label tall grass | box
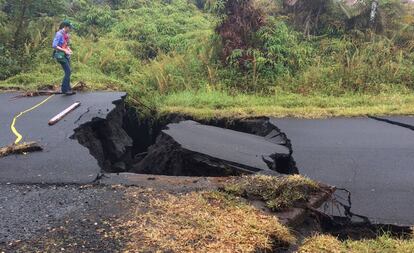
[282,34,414,95]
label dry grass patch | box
[117,188,295,252]
[299,233,414,253]
[299,235,344,253]
[223,175,322,211]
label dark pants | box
[58,57,71,93]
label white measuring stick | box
[48,102,81,126]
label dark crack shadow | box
[369,115,414,131]
[72,103,299,176]
[74,106,91,124]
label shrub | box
[113,1,212,59]
[0,46,21,80]
[76,4,116,37]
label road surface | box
[272,117,414,225]
[0,92,126,184]
[1,91,413,226]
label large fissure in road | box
[71,97,412,239]
[72,99,298,177]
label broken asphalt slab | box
[132,120,295,176]
[0,92,126,184]
[271,117,414,225]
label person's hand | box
[65,48,73,55]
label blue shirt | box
[52,29,65,49]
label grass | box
[223,175,322,211]
[116,188,295,252]
[2,81,414,119]
[157,90,414,119]
[299,234,414,253]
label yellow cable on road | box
[10,95,55,144]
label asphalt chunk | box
[132,120,296,176]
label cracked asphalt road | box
[1,91,414,247]
[272,117,414,225]
[0,92,126,184]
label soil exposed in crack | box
[72,101,133,172]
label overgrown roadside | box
[2,0,414,120]
[1,175,412,253]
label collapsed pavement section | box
[74,111,299,177]
[131,120,297,176]
[0,92,299,184]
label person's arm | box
[66,46,73,54]
[66,36,73,54]
[56,45,72,55]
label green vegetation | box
[0,0,214,94]
[1,0,414,118]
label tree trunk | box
[370,0,379,24]
[13,0,30,49]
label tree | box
[282,0,404,36]
[215,0,265,64]
[2,0,65,48]
[0,0,65,79]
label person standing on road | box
[52,20,75,95]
